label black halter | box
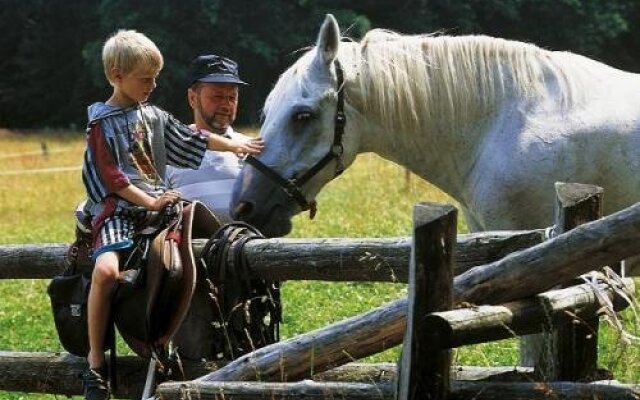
[244,59,346,218]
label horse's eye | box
[293,111,313,122]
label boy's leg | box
[84,250,120,400]
[88,250,120,368]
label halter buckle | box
[335,112,346,126]
[331,144,344,157]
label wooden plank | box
[0,352,162,399]
[0,352,538,398]
[157,380,394,400]
[0,230,545,281]
[451,381,640,400]
[423,278,634,349]
[155,380,640,400]
[398,203,456,400]
[452,201,640,305]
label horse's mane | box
[268,29,595,135]
[349,29,590,134]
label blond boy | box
[81,30,262,400]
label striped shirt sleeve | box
[82,122,130,203]
[163,112,208,169]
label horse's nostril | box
[233,201,254,219]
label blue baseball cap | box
[189,54,247,86]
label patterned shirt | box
[82,102,208,223]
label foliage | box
[0,0,638,129]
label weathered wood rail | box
[0,230,545,281]
[0,353,541,398]
[155,380,640,400]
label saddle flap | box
[115,201,221,358]
[156,201,221,344]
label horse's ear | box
[316,14,340,65]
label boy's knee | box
[92,253,120,285]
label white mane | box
[354,30,592,134]
[270,30,597,135]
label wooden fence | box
[0,182,639,399]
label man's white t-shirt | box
[166,127,245,220]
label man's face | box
[189,83,239,133]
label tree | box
[0,0,637,129]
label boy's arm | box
[161,109,262,169]
[116,185,180,212]
[83,122,130,202]
[206,133,264,155]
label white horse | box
[231,15,640,256]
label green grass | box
[0,130,638,399]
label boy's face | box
[188,83,239,133]
[111,65,159,106]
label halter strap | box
[244,58,346,215]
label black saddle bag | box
[47,217,113,357]
[47,269,92,356]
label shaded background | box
[2,0,640,130]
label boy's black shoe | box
[82,366,110,400]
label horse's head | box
[231,15,362,237]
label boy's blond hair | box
[102,30,164,85]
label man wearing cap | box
[166,54,253,221]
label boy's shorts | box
[91,205,163,261]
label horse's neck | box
[361,118,492,202]
[341,39,517,201]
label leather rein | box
[244,59,346,219]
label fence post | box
[397,203,457,400]
[521,182,603,380]
[554,182,603,381]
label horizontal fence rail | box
[423,278,635,349]
[0,354,538,399]
[0,229,545,281]
[155,380,640,400]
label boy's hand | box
[149,190,181,211]
[232,137,264,156]
[205,133,264,155]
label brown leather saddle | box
[112,200,221,358]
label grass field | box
[0,130,638,399]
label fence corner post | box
[520,182,603,380]
[397,202,457,400]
